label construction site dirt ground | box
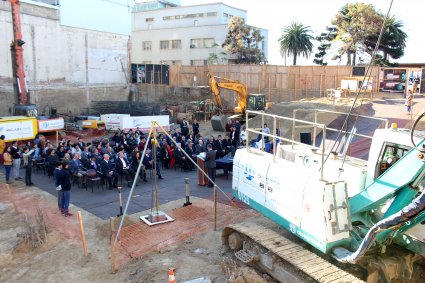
[1,95,425,283]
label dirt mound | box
[97,216,136,239]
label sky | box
[181,0,425,65]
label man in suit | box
[173,143,189,172]
[195,138,205,155]
[205,144,216,187]
[214,135,225,159]
[142,148,163,179]
[230,126,240,156]
[76,138,86,151]
[180,117,189,137]
[70,153,85,175]
[115,150,135,187]
[100,154,118,189]
[185,141,196,171]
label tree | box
[222,16,266,64]
[332,3,383,65]
[364,15,407,64]
[278,22,314,66]
[313,26,337,65]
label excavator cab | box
[247,94,266,111]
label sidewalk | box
[371,94,425,128]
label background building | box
[131,1,268,66]
[0,0,132,115]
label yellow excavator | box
[208,73,270,131]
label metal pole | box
[115,123,155,245]
[273,116,277,160]
[261,114,265,151]
[214,185,217,231]
[321,125,326,180]
[117,186,123,217]
[184,178,192,206]
[245,110,249,150]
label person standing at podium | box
[205,144,216,187]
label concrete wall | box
[0,1,130,116]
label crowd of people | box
[0,117,243,216]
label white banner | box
[38,118,64,132]
[101,114,130,130]
[121,115,170,132]
[0,120,36,141]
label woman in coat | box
[3,146,13,184]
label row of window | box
[142,38,216,50]
[146,12,236,23]
[163,12,217,21]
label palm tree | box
[278,22,314,65]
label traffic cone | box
[168,268,176,283]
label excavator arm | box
[209,74,248,114]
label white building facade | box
[131,2,268,66]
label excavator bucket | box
[211,115,227,131]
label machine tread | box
[223,222,364,283]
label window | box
[142,41,152,51]
[190,39,201,48]
[163,12,216,21]
[204,38,215,48]
[190,38,215,48]
[375,142,411,179]
[172,40,181,49]
[145,17,154,22]
[160,40,170,49]
[160,40,181,49]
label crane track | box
[222,222,364,283]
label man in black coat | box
[142,148,163,179]
[180,117,189,137]
[58,162,73,216]
[185,141,196,171]
[213,135,225,159]
[100,154,118,189]
[115,151,135,187]
[205,144,216,187]
[173,143,189,172]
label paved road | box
[9,165,234,220]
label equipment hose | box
[335,189,425,263]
